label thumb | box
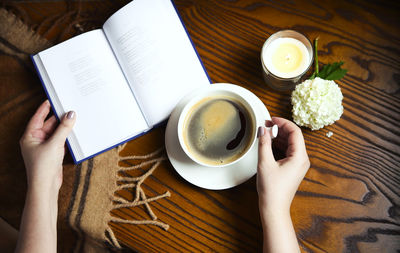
[50,111,76,144]
[257,125,276,170]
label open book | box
[32,0,210,163]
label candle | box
[261,30,313,90]
[262,37,310,78]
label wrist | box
[259,199,291,224]
[259,207,292,232]
[258,193,291,213]
[27,182,60,203]
[260,204,291,218]
[26,165,63,193]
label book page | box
[103,0,210,126]
[37,30,148,160]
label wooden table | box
[5,0,400,252]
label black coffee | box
[183,96,254,166]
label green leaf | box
[309,37,348,81]
[325,68,348,80]
[318,61,348,80]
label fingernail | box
[257,126,265,138]
[66,111,75,119]
[265,120,274,127]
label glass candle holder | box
[261,30,313,91]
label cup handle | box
[265,124,278,139]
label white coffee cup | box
[177,83,277,168]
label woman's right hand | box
[257,117,310,215]
[256,117,310,253]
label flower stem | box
[314,37,319,76]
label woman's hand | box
[16,100,76,253]
[257,117,310,253]
[257,117,310,212]
[19,100,76,192]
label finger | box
[286,129,306,158]
[49,111,76,144]
[43,115,58,135]
[25,100,51,132]
[272,117,306,158]
[257,125,276,169]
[271,117,293,138]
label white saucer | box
[165,84,272,190]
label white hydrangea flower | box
[291,77,343,130]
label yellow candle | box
[262,37,310,78]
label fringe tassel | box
[106,147,171,248]
[113,191,170,209]
[110,217,169,231]
[140,188,157,220]
[118,156,166,171]
[106,226,121,248]
[119,147,164,160]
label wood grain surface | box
[3,0,400,252]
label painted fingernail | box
[66,111,75,119]
[257,126,265,138]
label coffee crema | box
[182,96,254,166]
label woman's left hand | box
[19,100,76,192]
